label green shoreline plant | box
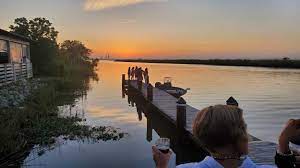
[0,79,126,167]
[0,17,125,167]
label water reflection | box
[22,61,300,167]
[114,61,300,142]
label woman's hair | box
[192,105,247,152]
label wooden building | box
[0,29,33,86]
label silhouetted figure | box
[128,67,131,79]
[134,66,138,79]
[144,68,149,84]
[131,67,135,80]
[137,67,143,91]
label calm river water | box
[23,61,300,168]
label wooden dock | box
[122,74,277,165]
[130,80,198,132]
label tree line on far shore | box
[9,17,98,76]
[116,58,300,69]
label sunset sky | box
[0,0,299,59]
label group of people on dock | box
[128,66,149,84]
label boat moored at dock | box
[155,77,189,98]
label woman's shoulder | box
[176,156,223,168]
[176,162,205,168]
[241,156,277,168]
[176,156,277,168]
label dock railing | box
[0,62,33,86]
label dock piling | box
[226,96,239,106]
[122,74,126,92]
[122,74,125,85]
[146,109,153,142]
[176,97,187,141]
[147,84,153,101]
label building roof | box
[0,28,31,42]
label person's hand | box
[152,146,172,168]
[278,119,300,154]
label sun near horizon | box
[0,0,299,59]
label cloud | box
[84,0,167,11]
[119,19,137,24]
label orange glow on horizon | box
[86,36,299,58]
[1,0,299,59]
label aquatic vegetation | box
[0,17,123,167]
[0,77,126,167]
[0,79,43,108]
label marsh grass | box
[0,67,125,167]
[0,18,122,167]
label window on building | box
[10,42,22,63]
[22,44,30,62]
[0,40,9,63]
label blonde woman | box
[152,105,300,168]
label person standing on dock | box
[134,66,138,80]
[137,67,143,91]
[128,67,131,80]
[131,67,135,80]
[144,68,149,84]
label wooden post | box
[12,63,16,81]
[147,83,153,102]
[25,62,28,78]
[20,63,23,79]
[146,112,153,142]
[144,103,153,142]
[122,74,125,84]
[226,96,239,106]
[4,64,7,83]
[122,88,125,99]
[176,97,187,141]
[30,63,32,78]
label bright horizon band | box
[0,0,299,59]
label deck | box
[0,62,33,86]
[126,79,277,165]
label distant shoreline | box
[115,59,300,69]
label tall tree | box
[9,17,31,38]
[60,40,91,63]
[10,17,59,76]
[10,17,58,42]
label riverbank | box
[0,73,125,167]
[115,59,300,69]
[0,17,126,167]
